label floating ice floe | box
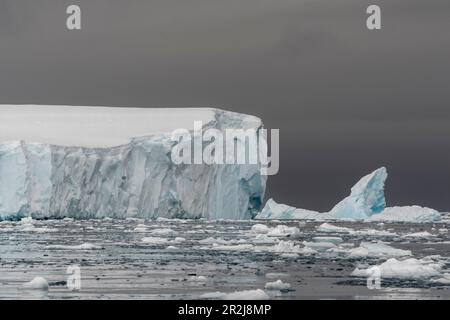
[266,225,300,237]
[13,217,58,233]
[367,206,441,223]
[264,279,291,291]
[249,223,300,237]
[312,236,343,245]
[133,224,148,232]
[141,237,171,245]
[23,277,49,290]
[255,199,324,220]
[352,256,443,279]
[316,223,353,233]
[149,228,178,236]
[200,289,269,300]
[257,167,442,223]
[271,240,304,254]
[348,242,411,258]
[45,243,101,250]
[402,231,436,239]
[189,276,207,282]
[349,229,398,237]
[0,106,266,220]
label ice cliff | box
[257,167,441,222]
[0,105,266,220]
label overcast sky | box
[1,0,450,212]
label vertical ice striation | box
[0,106,267,220]
[0,142,28,219]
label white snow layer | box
[257,167,442,222]
[352,257,443,279]
[0,105,266,220]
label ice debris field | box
[1,105,449,299]
[1,216,450,299]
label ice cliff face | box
[0,106,266,220]
[257,167,441,222]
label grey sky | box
[1,0,450,211]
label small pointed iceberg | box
[328,167,387,219]
[257,167,442,222]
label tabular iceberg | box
[256,167,442,222]
[0,105,267,220]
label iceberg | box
[257,167,442,222]
[0,105,266,220]
[328,167,387,219]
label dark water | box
[0,217,449,300]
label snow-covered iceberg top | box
[0,105,266,220]
[256,167,442,222]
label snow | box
[258,168,442,223]
[14,217,58,233]
[133,226,148,232]
[264,279,291,290]
[198,237,247,245]
[0,105,266,220]
[352,257,442,279]
[23,277,49,290]
[200,289,269,300]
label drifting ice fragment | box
[0,105,266,220]
[367,206,441,223]
[255,198,324,220]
